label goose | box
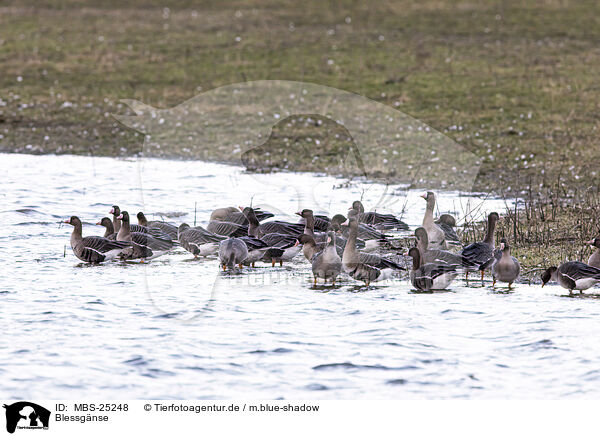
[342,215,402,285]
[311,231,342,285]
[330,213,390,250]
[420,192,447,249]
[414,227,472,267]
[110,205,170,239]
[97,217,116,239]
[541,262,600,294]
[460,212,500,280]
[137,212,178,241]
[238,236,284,267]
[64,216,131,263]
[116,211,174,260]
[351,200,409,230]
[491,238,520,287]
[296,209,361,250]
[260,233,301,266]
[435,214,460,243]
[586,237,600,268]
[206,220,248,237]
[218,237,248,271]
[210,206,274,224]
[177,223,224,257]
[240,206,304,238]
[407,247,458,291]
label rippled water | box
[2,153,600,400]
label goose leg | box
[272,259,276,267]
[252,262,255,268]
[313,276,317,286]
[493,277,496,287]
[480,270,485,281]
[222,265,226,271]
[238,263,243,269]
[279,260,283,266]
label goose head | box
[97,217,112,227]
[351,200,364,213]
[63,216,81,226]
[117,211,130,223]
[541,266,557,287]
[110,205,120,216]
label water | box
[2,153,600,400]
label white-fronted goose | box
[542,262,600,294]
[298,234,343,261]
[116,211,173,260]
[414,227,472,267]
[586,237,600,268]
[211,206,274,224]
[407,247,458,291]
[97,217,116,239]
[351,200,409,230]
[297,213,331,232]
[330,213,390,248]
[238,236,284,267]
[110,205,170,239]
[491,238,520,287]
[311,231,342,285]
[64,216,131,263]
[435,214,460,243]
[177,223,224,257]
[460,212,500,279]
[421,192,447,249]
[296,209,361,250]
[260,233,301,266]
[342,215,401,285]
[240,207,304,238]
[137,212,178,241]
[218,237,248,271]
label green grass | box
[2,0,600,268]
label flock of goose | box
[63,192,600,293]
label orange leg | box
[271,259,276,267]
[480,270,484,280]
[222,265,227,271]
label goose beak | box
[110,208,114,214]
[95,221,101,225]
[295,211,302,216]
[117,214,123,220]
[341,219,349,226]
[348,206,353,211]
[586,239,595,245]
[63,219,70,224]
[238,206,244,211]
[420,193,427,199]
[294,240,300,247]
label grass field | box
[2,0,600,269]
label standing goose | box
[586,237,600,268]
[311,231,342,285]
[97,217,116,239]
[260,233,301,266]
[137,212,178,241]
[414,227,472,267]
[330,213,390,250]
[64,216,131,263]
[460,212,500,280]
[491,238,520,287]
[110,205,170,239]
[435,214,460,243]
[296,209,360,250]
[298,234,343,261]
[177,223,224,258]
[420,192,447,249]
[541,262,600,294]
[407,247,458,291]
[218,237,248,271]
[342,215,399,285]
[351,200,409,230]
[117,211,174,260]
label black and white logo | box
[3,402,50,434]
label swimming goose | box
[64,216,131,263]
[137,212,178,241]
[541,262,600,294]
[97,217,116,239]
[110,205,122,234]
[177,223,224,257]
[311,231,342,285]
[218,237,248,271]
[351,200,409,230]
[420,192,447,249]
[260,233,301,266]
[435,214,460,243]
[414,227,471,266]
[116,211,174,260]
[407,247,458,291]
[586,237,600,268]
[240,207,304,238]
[342,215,400,285]
[460,212,500,279]
[491,238,520,287]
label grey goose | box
[137,212,178,241]
[351,200,409,230]
[542,262,600,294]
[64,216,131,263]
[460,212,500,279]
[407,247,458,291]
[420,192,447,250]
[310,231,342,285]
[491,238,520,287]
[218,237,248,271]
[116,211,174,260]
[586,237,600,268]
[177,223,224,258]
